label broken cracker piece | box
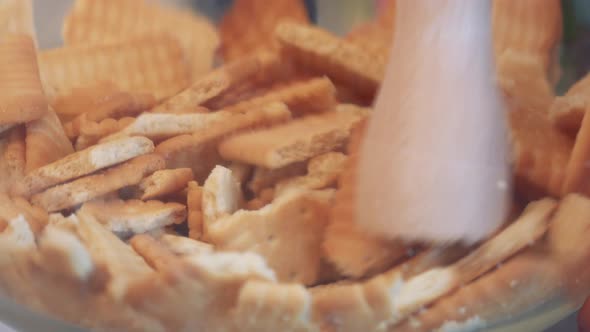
[186,181,204,240]
[275,152,347,195]
[13,136,154,198]
[248,162,307,195]
[219,109,365,169]
[159,233,213,256]
[81,199,186,238]
[75,117,136,150]
[101,111,234,142]
[31,153,165,212]
[155,101,292,182]
[276,22,383,98]
[221,77,338,117]
[0,34,47,125]
[130,234,178,270]
[151,51,282,114]
[0,126,25,193]
[202,165,242,234]
[136,168,194,201]
[25,108,74,173]
[208,190,333,285]
[38,35,190,101]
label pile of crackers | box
[0,0,589,331]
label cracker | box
[227,162,252,187]
[221,77,338,117]
[562,107,590,195]
[219,0,309,62]
[0,126,25,192]
[129,234,178,271]
[0,34,47,125]
[158,233,213,256]
[155,101,292,182]
[136,168,194,200]
[52,81,155,122]
[323,122,407,278]
[493,0,562,73]
[186,181,204,240]
[496,50,555,114]
[202,166,243,235]
[233,281,313,332]
[207,190,333,285]
[345,21,392,81]
[101,111,234,142]
[388,198,556,323]
[0,0,36,44]
[63,0,219,79]
[0,193,45,236]
[12,136,154,198]
[25,108,74,173]
[275,152,347,195]
[510,104,573,198]
[246,188,275,210]
[276,22,383,98]
[75,210,154,299]
[248,162,307,195]
[38,35,190,101]
[75,117,136,150]
[549,72,590,134]
[218,109,366,169]
[81,199,186,238]
[31,153,165,212]
[151,51,282,114]
[394,251,562,332]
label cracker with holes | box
[208,190,333,285]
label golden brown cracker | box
[276,22,383,98]
[0,126,25,192]
[137,168,194,200]
[220,77,338,117]
[25,108,75,173]
[246,188,275,210]
[493,0,562,73]
[158,233,213,256]
[0,34,47,125]
[38,35,190,101]
[219,0,309,62]
[248,162,307,195]
[81,199,186,238]
[12,136,154,198]
[155,102,292,182]
[31,153,165,212]
[186,181,204,240]
[202,166,243,235]
[101,111,234,142]
[207,190,333,285]
[0,0,36,44]
[129,234,178,271]
[345,21,392,81]
[275,152,347,195]
[562,107,590,195]
[510,105,573,198]
[152,51,283,114]
[63,0,219,79]
[549,95,585,135]
[75,117,136,150]
[218,109,366,169]
[233,281,313,332]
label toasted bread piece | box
[218,110,366,169]
[151,52,282,114]
[13,136,154,198]
[135,168,194,201]
[38,35,190,101]
[63,0,219,79]
[276,22,383,98]
[31,154,165,212]
[208,190,333,285]
[219,0,309,62]
[25,108,74,173]
[0,34,47,125]
[81,199,186,238]
[155,102,291,182]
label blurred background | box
[0,0,583,331]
